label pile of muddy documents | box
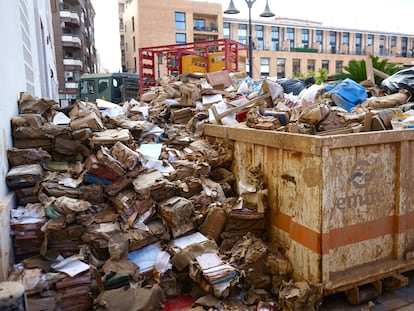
[7,67,413,310]
[5,89,321,311]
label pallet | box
[323,258,413,306]
[345,273,409,305]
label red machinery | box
[138,39,247,94]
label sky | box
[90,0,122,72]
[91,0,413,72]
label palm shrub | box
[336,55,402,85]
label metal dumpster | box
[204,124,414,299]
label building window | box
[132,16,135,32]
[59,3,70,11]
[260,57,270,77]
[277,58,285,78]
[238,24,247,44]
[322,60,329,71]
[256,25,264,50]
[64,71,74,82]
[64,50,80,59]
[316,30,323,52]
[402,37,408,57]
[367,34,373,46]
[176,33,186,44]
[292,59,301,76]
[175,12,186,31]
[391,36,397,47]
[307,59,315,73]
[134,57,137,73]
[287,28,294,48]
[271,26,279,51]
[342,32,349,45]
[133,36,136,52]
[194,18,205,30]
[62,27,72,34]
[330,31,336,53]
[379,34,385,56]
[224,22,230,39]
[301,29,309,48]
[355,33,362,55]
[335,60,343,73]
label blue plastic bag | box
[324,78,367,112]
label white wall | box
[0,0,58,279]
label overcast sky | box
[91,0,413,72]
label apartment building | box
[51,0,97,106]
[0,0,59,279]
[118,0,128,72]
[224,16,414,78]
[121,0,414,80]
[121,0,222,74]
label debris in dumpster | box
[6,66,414,310]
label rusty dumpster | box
[204,124,414,302]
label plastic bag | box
[324,78,367,112]
[276,78,307,95]
[381,66,414,95]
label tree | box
[336,55,402,85]
[292,68,328,85]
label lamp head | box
[260,0,275,18]
[224,0,240,14]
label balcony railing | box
[59,11,80,25]
[290,47,319,53]
[63,58,83,68]
[61,35,81,47]
[193,25,218,33]
[65,82,78,89]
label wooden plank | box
[365,56,389,84]
[364,111,373,131]
[211,93,270,124]
[365,56,375,85]
[382,273,409,291]
[373,68,390,80]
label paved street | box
[319,270,414,310]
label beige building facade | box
[121,0,414,79]
[225,17,414,78]
[122,0,222,74]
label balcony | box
[63,58,83,70]
[60,10,80,25]
[65,82,78,89]
[193,25,218,33]
[61,35,81,48]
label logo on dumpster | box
[348,160,375,189]
[335,159,383,210]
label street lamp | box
[224,0,274,78]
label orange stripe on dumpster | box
[271,211,414,255]
[271,212,321,253]
[327,216,394,251]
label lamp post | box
[224,0,274,78]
